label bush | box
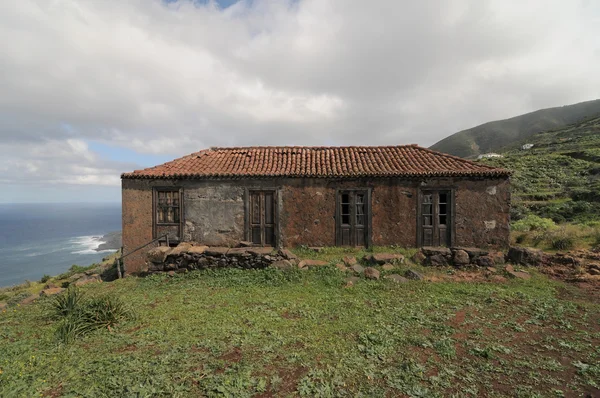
[39,274,51,284]
[512,215,557,232]
[51,286,133,343]
[548,227,576,251]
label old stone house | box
[121,145,510,274]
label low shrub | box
[548,227,576,251]
[39,274,51,284]
[50,286,133,343]
[512,215,557,232]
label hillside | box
[479,115,600,223]
[1,251,599,397]
[431,99,600,158]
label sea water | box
[0,203,121,287]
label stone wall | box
[145,243,298,273]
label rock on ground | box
[298,259,328,269]
[351,264,365,274]
[452,250,470,266]
[342,256,357,266]
[271,260,294,270]
[405,269,424,280]
[364,267,381,280]
[384,274,409,283]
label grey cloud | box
[0,0,599,197]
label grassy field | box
[1,250,599,397]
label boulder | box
[405,269,424,280]
[486,267,497,273]
[74,274,102,286]
[68,273,85,282]
[205,247,230,256]
[247,247,274,256]
[370,253,405,265]
[427,254,448,267]
[227,247,250,256]
[297,259,328,269]
[364,267,381,280]
[342,256,357,266]
[588,268,600,276]
[187,245,208,255]
[238,241,253,247]
[411,250,427,264]
[475,255,495,268]
[491,275,507,283]
[382,263,395,271]
[279,249,298,261]
[452,249,470,266]
[344,276,360,287]
[169,243,192,257]
[384,274,409,283]
[506,246,545,266]
[167,271,176,277]
[20,294,39,305]
[40,287,65,296]
[421,247,452,257]
[507,270,531,280]
[271,260,294,270]
[351,264,365,274]
[488,251,506,265]
[335,263,348,272]
[454,247,489,259]
[147,246,172,263]
[44,282,60,289]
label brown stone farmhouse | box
[121,145,510,274]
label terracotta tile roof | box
[121,145,510,179]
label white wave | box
[70,235,113,255]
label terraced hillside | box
[479,115,600,223]
[431,99,600,158]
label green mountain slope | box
[479,115,600,223]
[430,99,600,158]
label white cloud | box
[0,0,599,198]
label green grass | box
[1,264,598,397]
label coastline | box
[96,231,122,252]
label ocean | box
[0,203,121,287]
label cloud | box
[0,0,599,199]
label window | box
[156,190,180,224]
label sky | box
[1,0,599,203]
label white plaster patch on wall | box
[486,186,497,195]
[484,220,496,229]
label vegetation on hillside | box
[431,99,600,158]
[479,115,600,231]
[1,260,599,397]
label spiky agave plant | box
[51,286,133,343]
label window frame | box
[152,187,184,241]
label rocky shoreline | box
[96,231,122,251]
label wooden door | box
[420,191,451,247]
[337,190,368,247]
[249,191,275,246]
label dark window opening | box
[157,190,180,224]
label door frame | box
[244,188,280,247]
[335,188,372,248]
[416,187,456,247]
